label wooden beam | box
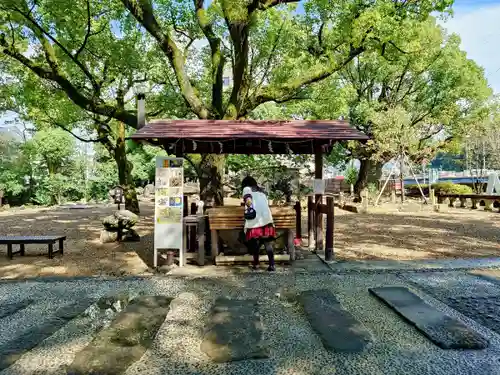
[294,201,302,239]
[314,150,324,251]
[325,197,334,261]
[307,196,314,250]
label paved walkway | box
[1,259,500,375]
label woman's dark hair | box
[241,176,258,190]
[242,176,266,194]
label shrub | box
[406,183,429,195]
[431,181,473,195]
[405,182,473,195]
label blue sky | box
[440,0,500,92]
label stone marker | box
[298,289,373,353]
[0,299,33,319]
[201,297,268,362]
[67,295,172,375]
[369,286,488,349]
[0,299,95,371]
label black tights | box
[247,238,275,267]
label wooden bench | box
[207,206,296,264]
[0,236,66,259]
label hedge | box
[405,181,473,195]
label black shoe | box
[267,265,275,272]
[251,265,259,271]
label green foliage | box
[406,182,473,195]
[431,182,473,195]
[430,152,465,171]
[344,166,358,186]
[0,131,28,198]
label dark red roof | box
[130,119,368,141]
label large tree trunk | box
[354,159,383,201]
[198,154,226,207]
[115,123,140,214]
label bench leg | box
[20,244,25,256]
[48,243,53,259]
[59,239,64,256]
[7,244,13,260]
[211,229,218,265]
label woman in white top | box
[241,176,276,271]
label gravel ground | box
[0,200,499,279]
[1,271,500,375]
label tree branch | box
[250,45,364,109]
[46,119,108,143]
[252,0,300,11]
[10,4,100,92]
[121,0,209,119]
[0,34,137,127]
[74,0,92,59]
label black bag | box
[244,207,256,220]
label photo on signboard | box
[169,196,182,207]
[169,169,183,187]
[162,159,170,168]
[157,197,169,206]
[155,169,170,187]
[169,159,183,168]
[156,206,182,224]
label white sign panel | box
[313,179,325,195]
[154,156,184,268]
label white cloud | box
[440,3,500,93]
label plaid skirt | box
[245,223,276,241]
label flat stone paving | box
[0,270,500,375]
[67,295,172,375]
[0,299,94,371]
[0,299,32,319]
[369,286,488,349]
[298,289,373,352]
[201,297,268,362]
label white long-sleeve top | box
[242,186,274,231]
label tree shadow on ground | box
[328,209,500,261]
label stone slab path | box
[0,270,499,375]
[299,289,373,352]
[369,286,488,349]
[201,297,268,362]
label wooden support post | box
[325,197,334,261]
[183,195,188,217]
[288,228,296,261]
[294,201,302,239]
[211,229,219,264]
[361,189,369,212]
[189,202,197,251]
[314,150,324,252]
[307,196,314,250]
[197,216,206,266]
[430,189,435,205]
